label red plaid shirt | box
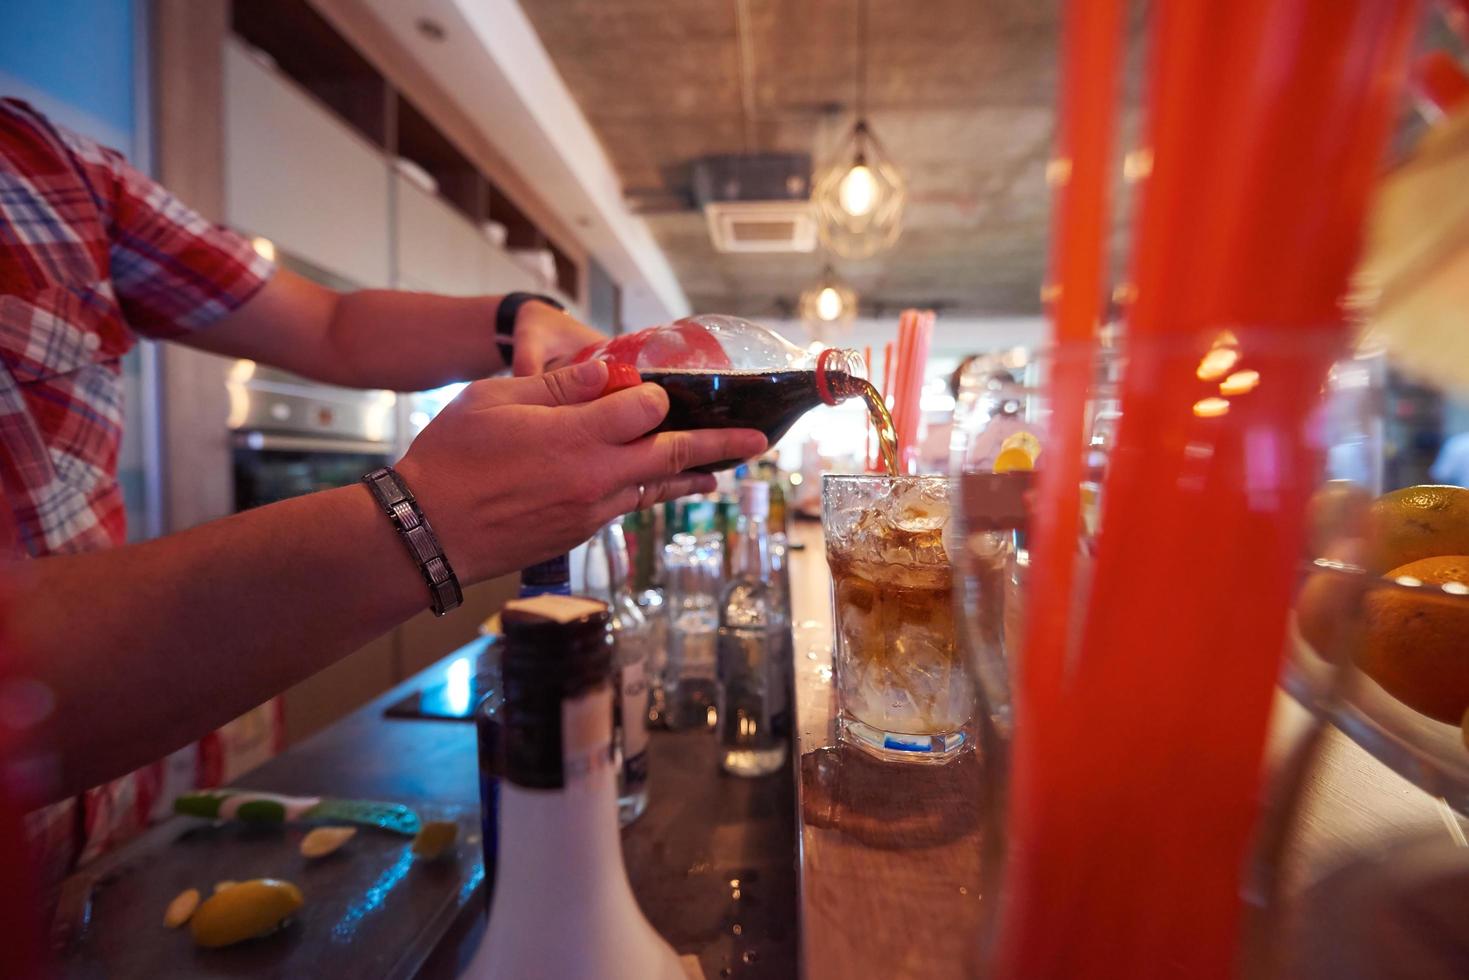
[0,98,272,555]
[0,99,275,888]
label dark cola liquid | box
[641,369,898,474]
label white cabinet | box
[222,38,586,315]
[223,39,391,288]
[394,175,502,296]
[395,175,588,319]
[478,235,542,297]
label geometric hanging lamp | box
[812,0,906,259]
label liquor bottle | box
[584,523,652,826]
[715,485,740,581]
[716,481,790,777]
[662,532,721,730]
[623,508,670,724]
[464,595,683,980]
[756,460,794,623]
[519,552,571,597]
[752,457,788,533]
[661,498,682,547]
[477,549,575,899]
[570,314,891,472]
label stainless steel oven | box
[228,361,398,511]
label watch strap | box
[496,292,566,368]
[362,467,462,616]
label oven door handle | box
[233,432,395,456]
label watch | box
[496,291,566,367]
[361,467,462,616]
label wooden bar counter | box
[785,519,1455,980]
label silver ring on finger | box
[635,482,649,510]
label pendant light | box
[813,0,906,260]
[798,264,858,340]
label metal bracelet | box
[361,467,462,617]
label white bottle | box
[463,594,683,980]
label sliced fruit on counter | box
[163,888,200,929]
[190,878,304,949]
[1365,485,1469,573]
[993,446,1036,474]
[300,826,356,859]
[174,790,420,835]
[999,430,1042,462]
[411,820,458,860]
[1356,555,1469,724]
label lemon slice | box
[994,447,1036,473]
[190,879,303,948]
[1000,430,1042,461]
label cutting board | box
[58,802,482,979]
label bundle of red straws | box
[868,309,935,474]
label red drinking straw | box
[881,341,893,406]
[997,2,1421,978]
[904,312,934,473]
[891,311,914,465]
[994,0,1122,966]
[896,310,926,471]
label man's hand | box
[511,300,607,376]
[395,360,766,583]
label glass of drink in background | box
[949,352,1055,758]
[822,474,973,762]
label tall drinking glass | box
[822,474,972,763]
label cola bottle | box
[573,315,893,472]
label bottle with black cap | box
[465,595,682,980]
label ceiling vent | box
[693,154,817,254]
[703,201,818,254]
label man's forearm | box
[322,288,506,390]
[5,485,427,803]
[183,270,508,391]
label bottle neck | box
[627,512,658,593]
[601,522,632,595]
[737,514,770,580]
[813,347,867,405]
[498,601,612,788]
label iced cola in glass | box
[822,474,973,763]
